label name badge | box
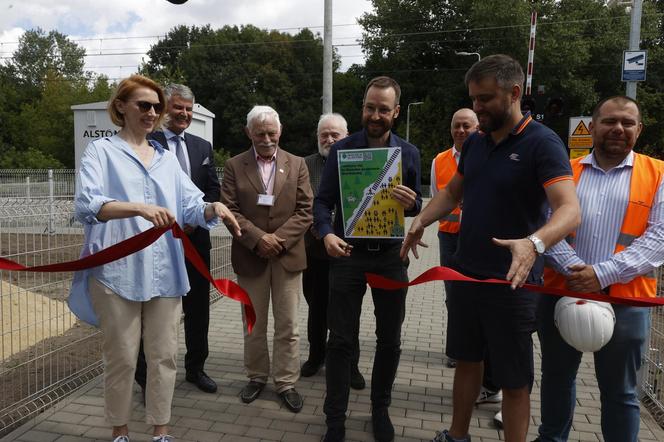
[257,194,275,206]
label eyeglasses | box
[363,104,394,116]
[131,100,164,114]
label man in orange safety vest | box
[537,96,664,442]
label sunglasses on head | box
[132,100,164,114]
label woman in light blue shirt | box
[70,74,239,442]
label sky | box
[0,0,373,80]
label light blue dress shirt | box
[545,151,664,289]
[68,134,218,326]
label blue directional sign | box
[622,50,647,82]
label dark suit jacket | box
[148,130,221,251]
[220,148,313,277]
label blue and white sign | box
[622,50,647,82]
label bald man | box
[430,109,477,368]
[430,108,478,294]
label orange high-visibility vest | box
[543,152,664,298]
[433,149,461,233]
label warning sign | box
[572,121,590,136]
[570,148,590,159]
[568,116,593,153]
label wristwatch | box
[527,235,545,255]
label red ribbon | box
[0,223,256,333]
[366,266,664,307]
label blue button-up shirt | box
[68,135,218,326]
[546,151,664,288]
[313,129,422,243]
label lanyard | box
[257,158,276,193]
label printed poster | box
[337,147,405,239]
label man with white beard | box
[300,114,365,390]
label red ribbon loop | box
[366,266,664,307]
[0,223,255,333]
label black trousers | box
[323,244,407,428]
[302,256,360,367]
[135,246,211,388]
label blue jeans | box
[537,295,650,442]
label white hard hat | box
[554,297,616,353]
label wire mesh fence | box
[642,268,664,425]
[0,170,76,200]
[0,169,232,437]
[0,169,663,437]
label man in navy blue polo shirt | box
[401,55,580,442]
[314,76,422,442]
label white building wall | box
[71,101,215,170]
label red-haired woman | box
[69,75,239,442]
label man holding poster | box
[313,76,422,442]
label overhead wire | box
[1,11,659,70]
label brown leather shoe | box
[240,380,265,403]
[279,388,303,413]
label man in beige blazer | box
[221,105,313,413]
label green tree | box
[11,71,113,167]
[358,0,532,180]
[2,29,113,167]
[357,0,664,177]
[634,0,664,158]
[142,25,330,157]
[213,147,231,168]
[0,146,65,169]
[332,68,366,134]
[9,28,87,103]
[0,66,21,147]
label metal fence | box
[0,169,232,437]
[642,268,664,424]
[0,169,663,437]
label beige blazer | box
[221,148,313,277]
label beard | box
[318,141,331,158]
[594,138,632,159]
[478,110,509,133]
[477,99,512,133]
[362,117,393,139]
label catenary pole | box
[322,0,333,113]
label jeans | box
[324,243,408,428]
[537,295,650,442]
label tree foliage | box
[356,0,664,181]
[0,146,65,169]
[2,2,663,171]
[9,28,87,102]
[1,30,112,168]
[141,25,332,157]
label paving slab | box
[5,220,664,442]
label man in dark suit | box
[135,84,221,394]
[221,105,313,413]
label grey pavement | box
[5,222,664,442]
